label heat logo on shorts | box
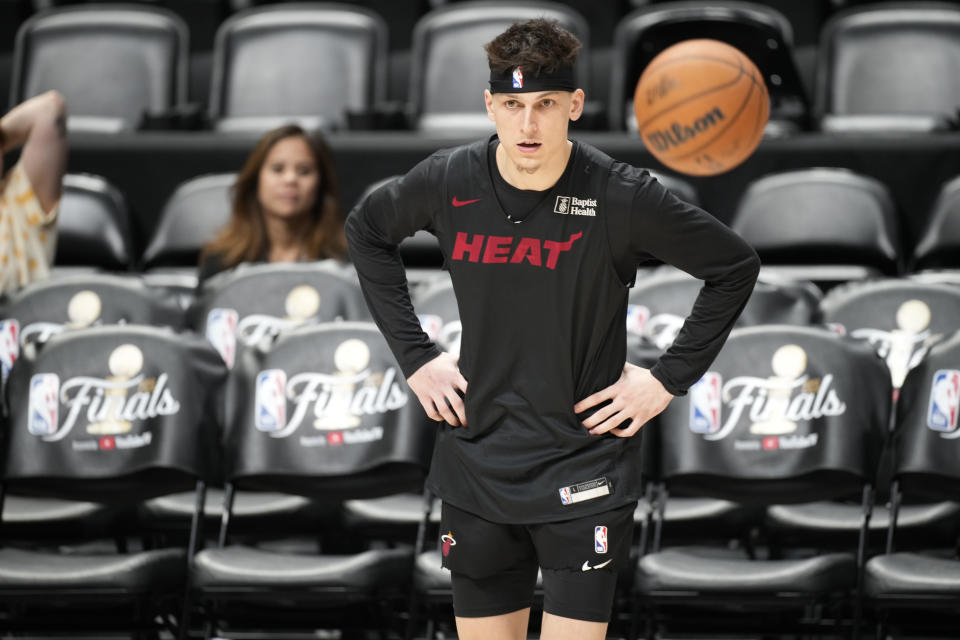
[441,531,456,557]
[595,525,608,554]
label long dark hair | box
[201,124,347,267]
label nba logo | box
[206,308,239,368]
[0,319,19,383]
[559,487,571,505]
[28,373,60,436]
[512,66,523,88]
[418,314,443,342]
[689,372,722,434]
[625,304,649,336]
[927,369,960,432]
[255,369,287,432]
[595,525,608,554]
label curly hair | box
[484,18,581,75]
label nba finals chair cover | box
[209,2,387,133]
[188,322,432,638]
[409,1,589,133]
[0,325,226,636]
[631,325,890,640]
[817,3,960,133]
[191,262,370,369]
[609,1,810,133]
[144,263,369,536]
[864,332,960,637]
[626,266,821,366]
[732,168,901,285]
[11,4,188,133]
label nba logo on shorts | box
[595,525,608,554]
[255,369,287,432]
[28,373,60,436]
[0,319,19,383]
[689,372,722,434]
[206,308,239,368]
[512,66,523,88]
[927,369,960,432]
[559,487,571,505]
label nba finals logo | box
[0,319,19,384]
[850,300,939,389]
[512,66,523,89]
[418,314,462,357]
[206,308,239,368]
[27,344,180,446]
[253,338,408,439]
[239,285,322,348]
[692,344,846,451]
[928,369,960,436]
[21,290,103,347]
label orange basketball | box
[633,39,769,176]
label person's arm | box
[631,172,761,396]
[345,154,468,426]
[576,170,759,438]
[0,91,68,213]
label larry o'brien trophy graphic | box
[851,299,937,389]
[86,344,143,434]
[749,344,807,435]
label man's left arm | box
[0,91,68,213]
[577,171,760,437]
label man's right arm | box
[346,155,468,426]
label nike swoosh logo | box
[452,197,482,207]
[581,559,613,572]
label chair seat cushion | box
[141,489,318,524]
[865,552,960,597]
[0,547,185,592]
[637,548,856,594]
[767,501,960,533]
[192,545,412,590]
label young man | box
[0,90,68,295]
[346,19,760,640]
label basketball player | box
[346,19,760,640]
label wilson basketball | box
[633,39,769,176]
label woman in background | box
[198,124,347,283]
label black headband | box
[489,64,577,94]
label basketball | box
[633,39,770,176]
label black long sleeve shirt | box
[346,136,760,523]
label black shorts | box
[438,500,636,622]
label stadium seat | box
[0,325,226,636]
[209,3,387,132]
[11,4,187,132]
[55,173,135,270]
[188,322,431,638]
[141,172,234,270]
[408,1,589,133]
[820,279,960,391]
[864,331,960,638]
[646,169,699,206]
[912,173,960,271]
[631,325,891,639]
[190,261,370,367]
[817,3,960,132]
[731,168,901,284]
[609,1,810,133]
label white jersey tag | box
[558,476,611,505]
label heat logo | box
[451,232,583,270]
[441,531,457,557]
[928,369,960,435]
[595,525,608,554]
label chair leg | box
[177,589,194,640]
